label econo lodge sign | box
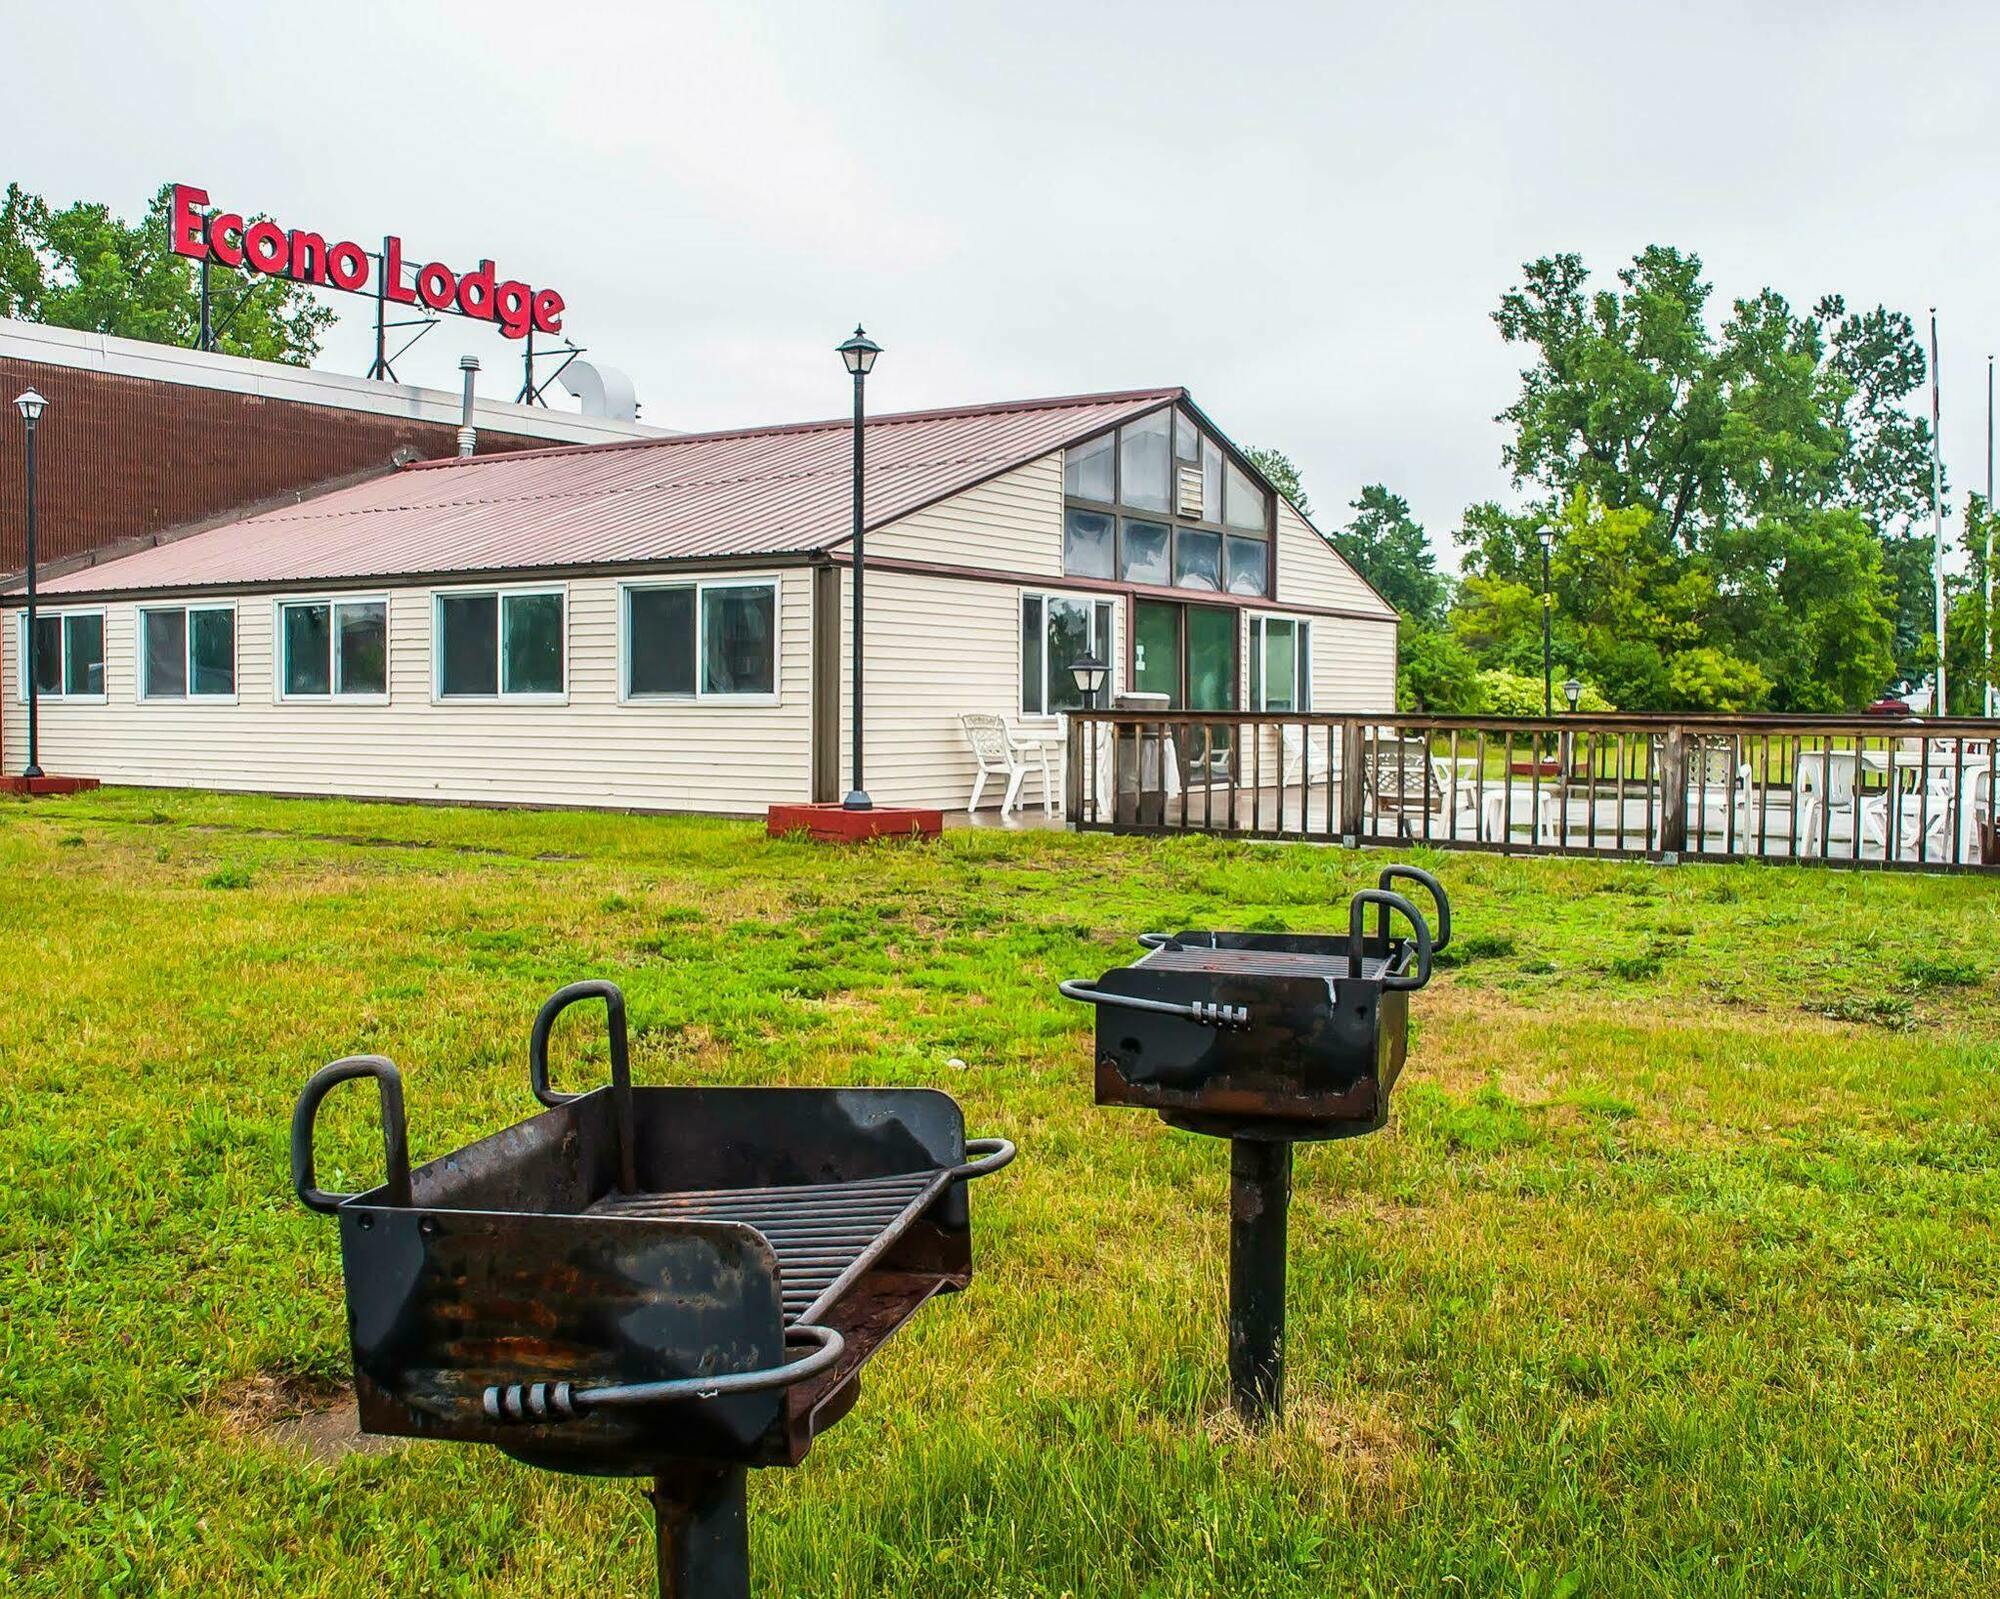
[169,184,565,340]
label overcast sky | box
[15,1,2000,561]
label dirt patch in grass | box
[217,1373,400,1465]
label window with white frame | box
[624,580,778,699]
[1248,617,1312,712]
[140,604,235,699]
[434,589,564,698]
[280,598,389,698]
[1020,592,1115,716]
[18,610,105,699]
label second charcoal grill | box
[1062,863,1448,1421]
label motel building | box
[3,380,1398,817]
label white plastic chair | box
[1685,739,1756,848]
[1861,763,1956,862]
[1796,750,1860,857]
[959,713,1054,818]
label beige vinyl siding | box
[831,566,1119,811]
[1273,499,1397,619]
[1,572,812,814]
[864,454,1064,575]
[1308,613,1398,713]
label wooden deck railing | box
[1064,712,2000,872]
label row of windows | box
[1062,408,1274,599]
[14,582,781,706]
[1018,592,1311,717]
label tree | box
[1705,510,1896,712]
[1398,627,1482,713]
[0,182,333,364]
[1465,244,1935,706]
[1332,485,1449,625]
[1245,447,1311,518]
[1944,494,1997,714]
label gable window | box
[1063,406,1271,597]
[435,588,565,699]
[140,605,235,700]
[1020,591,1114,716]
[18,611,105,700]
[624,580,779,700]
[1249,617,1312,712]
[280,598,388,698]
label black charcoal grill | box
[290,980,1013,1598]
[1061,864,1447,1421]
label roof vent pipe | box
[457,355,480,457]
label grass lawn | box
[5,788,1998,1597]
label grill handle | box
[291,1055,413,1215]
[1057,979,1250,1030]
[1348,889,1432,991]
[1377,865,1451,952]
[949,1137,1017,1180]
[530,979,637,1192]
[480,1323,846,1424]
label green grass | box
[4,788,1999,1596]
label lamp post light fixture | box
[1563,678,1583,714]
[1069,652,1108,711]
[1538,524,1555,720]
[15,387,47,781]
[837,326,882,811]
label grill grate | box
[1136,947,1395,982]
[590,1169,947,1325]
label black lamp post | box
[1563,678,1582,714]
[1069,652,1108,711]
[1538,523,1554,719]
[837,326,881,810]
[15,387,46,781]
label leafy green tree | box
[1943,495,1997,714]
[1705,510,1896,711]
[1663,648,1771,713]
[1474,667,1613,716]
[1397,627,1482,713]
[1468,245,1935,705]
[1245,447,1311,517]
[1331,485,1449,625]
[0,182,333,364]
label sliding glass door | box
[1132,599,1237,775]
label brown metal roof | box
[31,388,1183,596]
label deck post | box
[1338,720,1366,845]
[1658,724,1688,862]
[1064,713,1086,823]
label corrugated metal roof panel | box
[36,389,1182,595]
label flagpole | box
[1930,309,1946,716]
[1987,353,1995,717]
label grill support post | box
[651,1468,750,1599]
[1227,1136,1293,1425]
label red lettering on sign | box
[383,236,416,305]
[244,219,289,275]
[326,240,369,292]
[164,186,567,343]
[495,280,532,339]
[287,231,328,286]
[209,214,246,269]
[169,185,209,258]
[456,259,496,319]
[417,262,456,310]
